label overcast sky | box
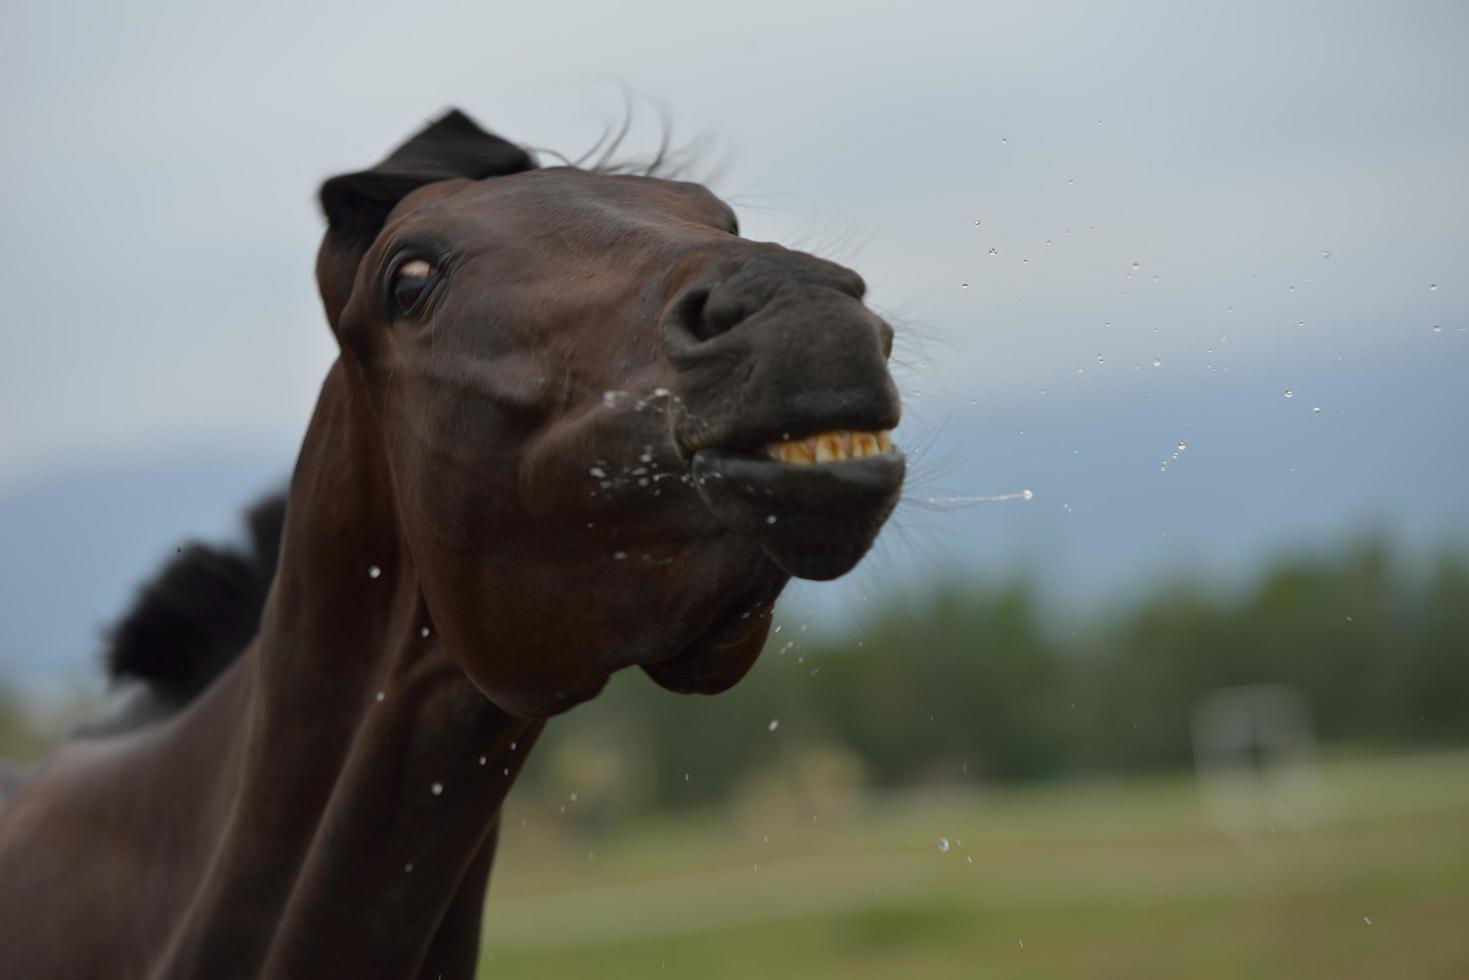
[3,0,1465,482]
[2,0,1466,689]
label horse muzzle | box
[661,252,904,579]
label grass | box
[478,750,1469,978]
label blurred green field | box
[478,750,1469,979]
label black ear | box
[316,109,535,329]
[319,109,535,239]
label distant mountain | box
[0,444,290,697]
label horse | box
[0,108,903,979]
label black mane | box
[104,492,285,700]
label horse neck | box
[158,360,544,979]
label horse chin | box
[641,622,769,695]
[641,570,785,695]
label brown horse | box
[0,109,902,979]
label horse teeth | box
[762,429,893,464]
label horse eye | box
[390,258,435,316]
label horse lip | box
[688,447,904,581]
[668,387,902,463]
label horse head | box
[311,109,904,718]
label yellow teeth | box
[764,429,894,464]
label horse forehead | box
[451,167,726,227]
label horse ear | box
[315,109,536,327]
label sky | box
[2,0,1466,692]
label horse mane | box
[104,492,286,701]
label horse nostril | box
[676,284,748,344]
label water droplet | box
[431,782,443,796]
[1283,388,1294,398]
[589,466,607,478]
[404,862,414,874]
[367,565,381,579]
[478,756,487,765]
[613,551,628,560]
[961,282,969,289]
[1312,406,1322,414]
[937,837,951,853]
[1096,353,1104,364]
[767,719,780,732]
[1177,441,1188,451]
[1321,250,1332,259]
[766,514,778,524]
[1432,324,1442,333]
[1428,283,1437,291]
[1021,489,1034,501]
[1152,357,1162,368]
[1131,261,1140,271]
[1000,136,1008,144]
[420,626,430,638]
[972,218,981,226]
[638,452,653,463]
[1363,915,1373,926]
[375,691,385,702]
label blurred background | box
[1,1,1466,977]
